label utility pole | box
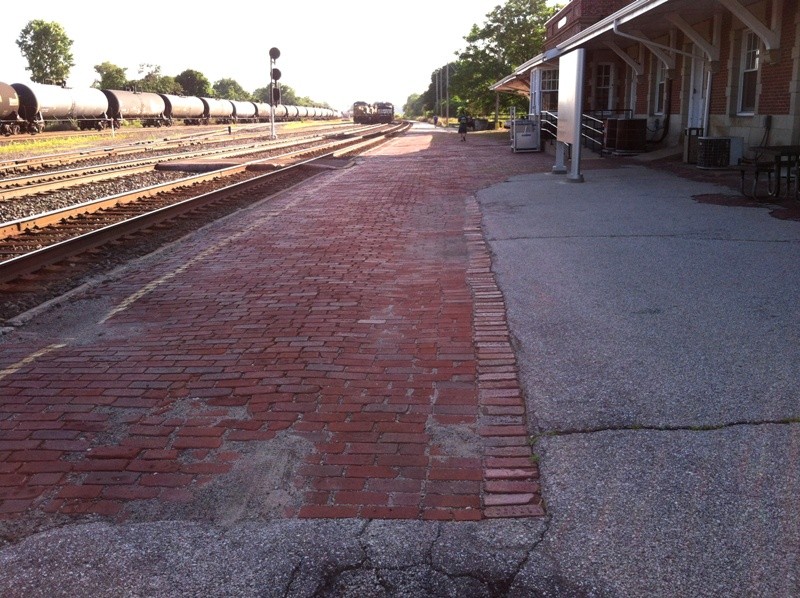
[445,64,450,126]
[435,69,440,119]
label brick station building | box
[493,0,800,160]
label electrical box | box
[511,118,541,152]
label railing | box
[541,111,558,140]
[540,110,643,155]
[581,110,635,153]
[581,113,605,152]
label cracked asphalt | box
[1,141,799,596]
[482,163,800,595]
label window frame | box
[737,29,760,115]
[653,59,667,115]
[541,69,559,112]
[594,63,614,112]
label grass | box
[0,133,114,156]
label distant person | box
[433,115,439,127]
[458,114,468,141]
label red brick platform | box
[0,127,547,537]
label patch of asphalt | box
[480,166,800,432]
[0,519,549,597]
[521,426,800,596]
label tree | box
[93,62,128,90]
[176,69,212,97]
[212,78,251,101]
[422,0,558,117]
[254,85,292,105]
[277,85,297,105]
[129,64,183,94]
[403,93,425,119]
[295,95,315,107]
[16,20,75,84]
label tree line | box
[403,0,559,119]
[14,20,331,108]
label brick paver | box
[0,128,546,539]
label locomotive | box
[352,101,394,125]
[373,102,394,124]
[0,80,341,135]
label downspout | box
[703,71,712,136]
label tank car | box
[102,89,167,127]
[159,94,205,125]
[201,97,234,124]
[273,104,289,120]
[253,102,270,122]
[0,82,22,135]
[230,100,257,122]
[12,82,109,132]
[283,105,300,121]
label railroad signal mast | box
[269,47,281,140]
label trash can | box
[683,127,703,164]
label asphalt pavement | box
[480,160,800,595]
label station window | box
[738,30,760,114]
[653,60,667,115]
[541,69,559,112]
[594,63,613,112]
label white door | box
[687,54,707,129]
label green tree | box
[212,78,251,100]
[403,93,425,119]
[253,84,330,108]
[129,64,183,94]
[16,20,75,84]
[93,61,128,90]
[439,0,558,116]
[254,84,287,105]
[277,85,297,105]
[176,69,212,97]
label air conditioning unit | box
[696,136,744,169]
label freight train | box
[0,80,341,135]
[352,101,394,125]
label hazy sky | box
[2,1,518,111]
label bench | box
[737,158,775,199]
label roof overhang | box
[490,0,772,94]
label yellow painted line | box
[0,343,67,381]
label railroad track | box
[0,129,361,200]
[0,122,409,287]
[0,121,360,178]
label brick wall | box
[545,0,634,50]
[758,0,797,115]
[710,12,733,115]
[710,0,797,116]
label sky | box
[1,0,523,113]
